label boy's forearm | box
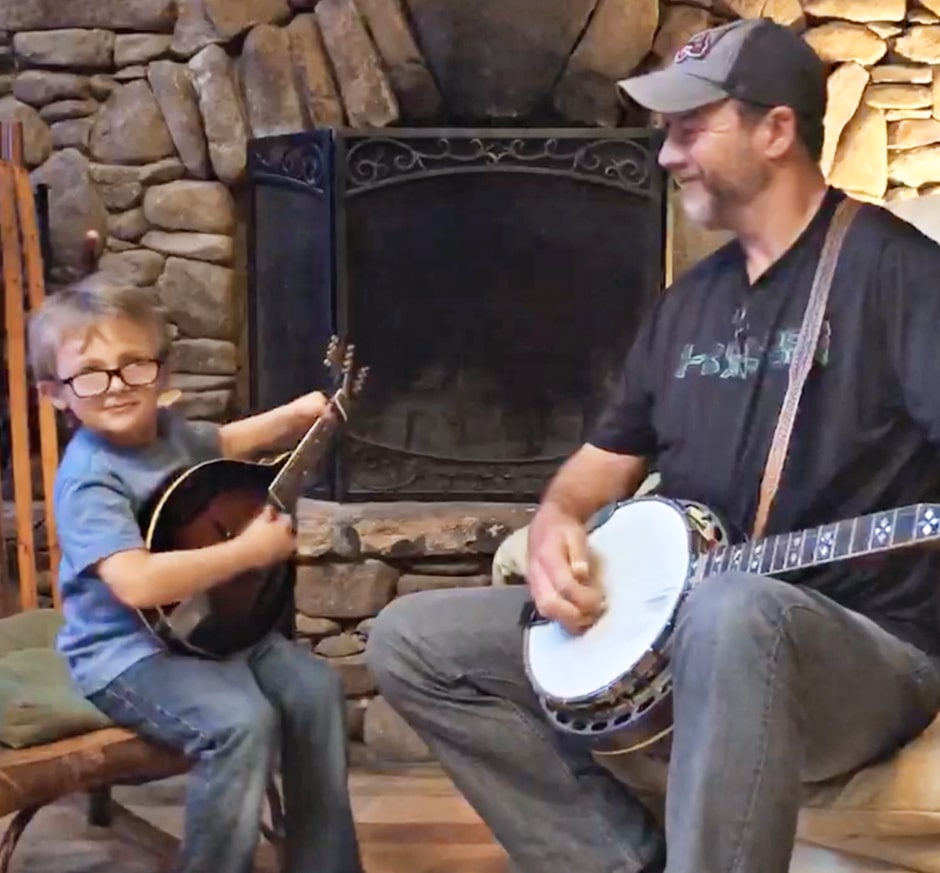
[219,400,310,460]
[101,538,259,608]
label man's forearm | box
[538,444,649,524]
[541,468,598,523]
[540,466,608,524]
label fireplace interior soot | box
[247,128,667,502]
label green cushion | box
[0,608,64,656]
[0,609,113,749]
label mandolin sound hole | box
[212,520,232,539]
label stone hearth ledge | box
[295,498,536,559]
[289,498,535,761]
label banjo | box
[522,494,940,758]
[524,196,867,758]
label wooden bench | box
[0,727,190,869]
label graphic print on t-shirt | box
[675,320,831,380]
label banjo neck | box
[700,502,940,579]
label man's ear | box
[762,106,799,160]
[37,379,67,411]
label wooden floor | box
[0,764,509,873]
[350,766,508,873]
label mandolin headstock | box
[323,335,369,420]
[267,336,369,511]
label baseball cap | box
[617,18,827,120]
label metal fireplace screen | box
[247,128,667,503]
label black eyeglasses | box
[60,358,163,398]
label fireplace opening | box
[247,128,667,503]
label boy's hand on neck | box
[219,391,329,460]
[290,390,329,423]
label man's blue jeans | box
[367,573,940,873]
[90,632,363,873]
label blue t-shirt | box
[53,409,221,696]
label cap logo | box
[675,29,722,64]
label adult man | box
[366,18,940,873]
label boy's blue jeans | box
[89,632,363,873]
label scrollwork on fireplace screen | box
[247,136,329,195]
[342,438,564,500]
[245,126,667,503]
[342,132,658,196]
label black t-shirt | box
[589,188,940,654]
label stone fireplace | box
[4,0,940,759]
[247,126,667,502]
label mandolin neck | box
[267,408,343,513]
[701,502,940,578]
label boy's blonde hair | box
[28,273,172,382]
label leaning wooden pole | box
[0,153,37,610]
[14,165,60,605]
[0,120,61,611]
[0,125,14,611]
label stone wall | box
[3,1,940,422]
[807,1,940,204]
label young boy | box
[28,274,365,873]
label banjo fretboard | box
[702,503,940,578]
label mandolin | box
[135,336,368,658]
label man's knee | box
[674,572,798,654]
[366,592,436,692]
[367,588,498,690]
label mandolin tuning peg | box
[325,335,346,369]
[354,366,369,393]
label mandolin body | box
[136,455,296,658]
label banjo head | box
[524,496,699,705]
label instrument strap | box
[751,196,861,541]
